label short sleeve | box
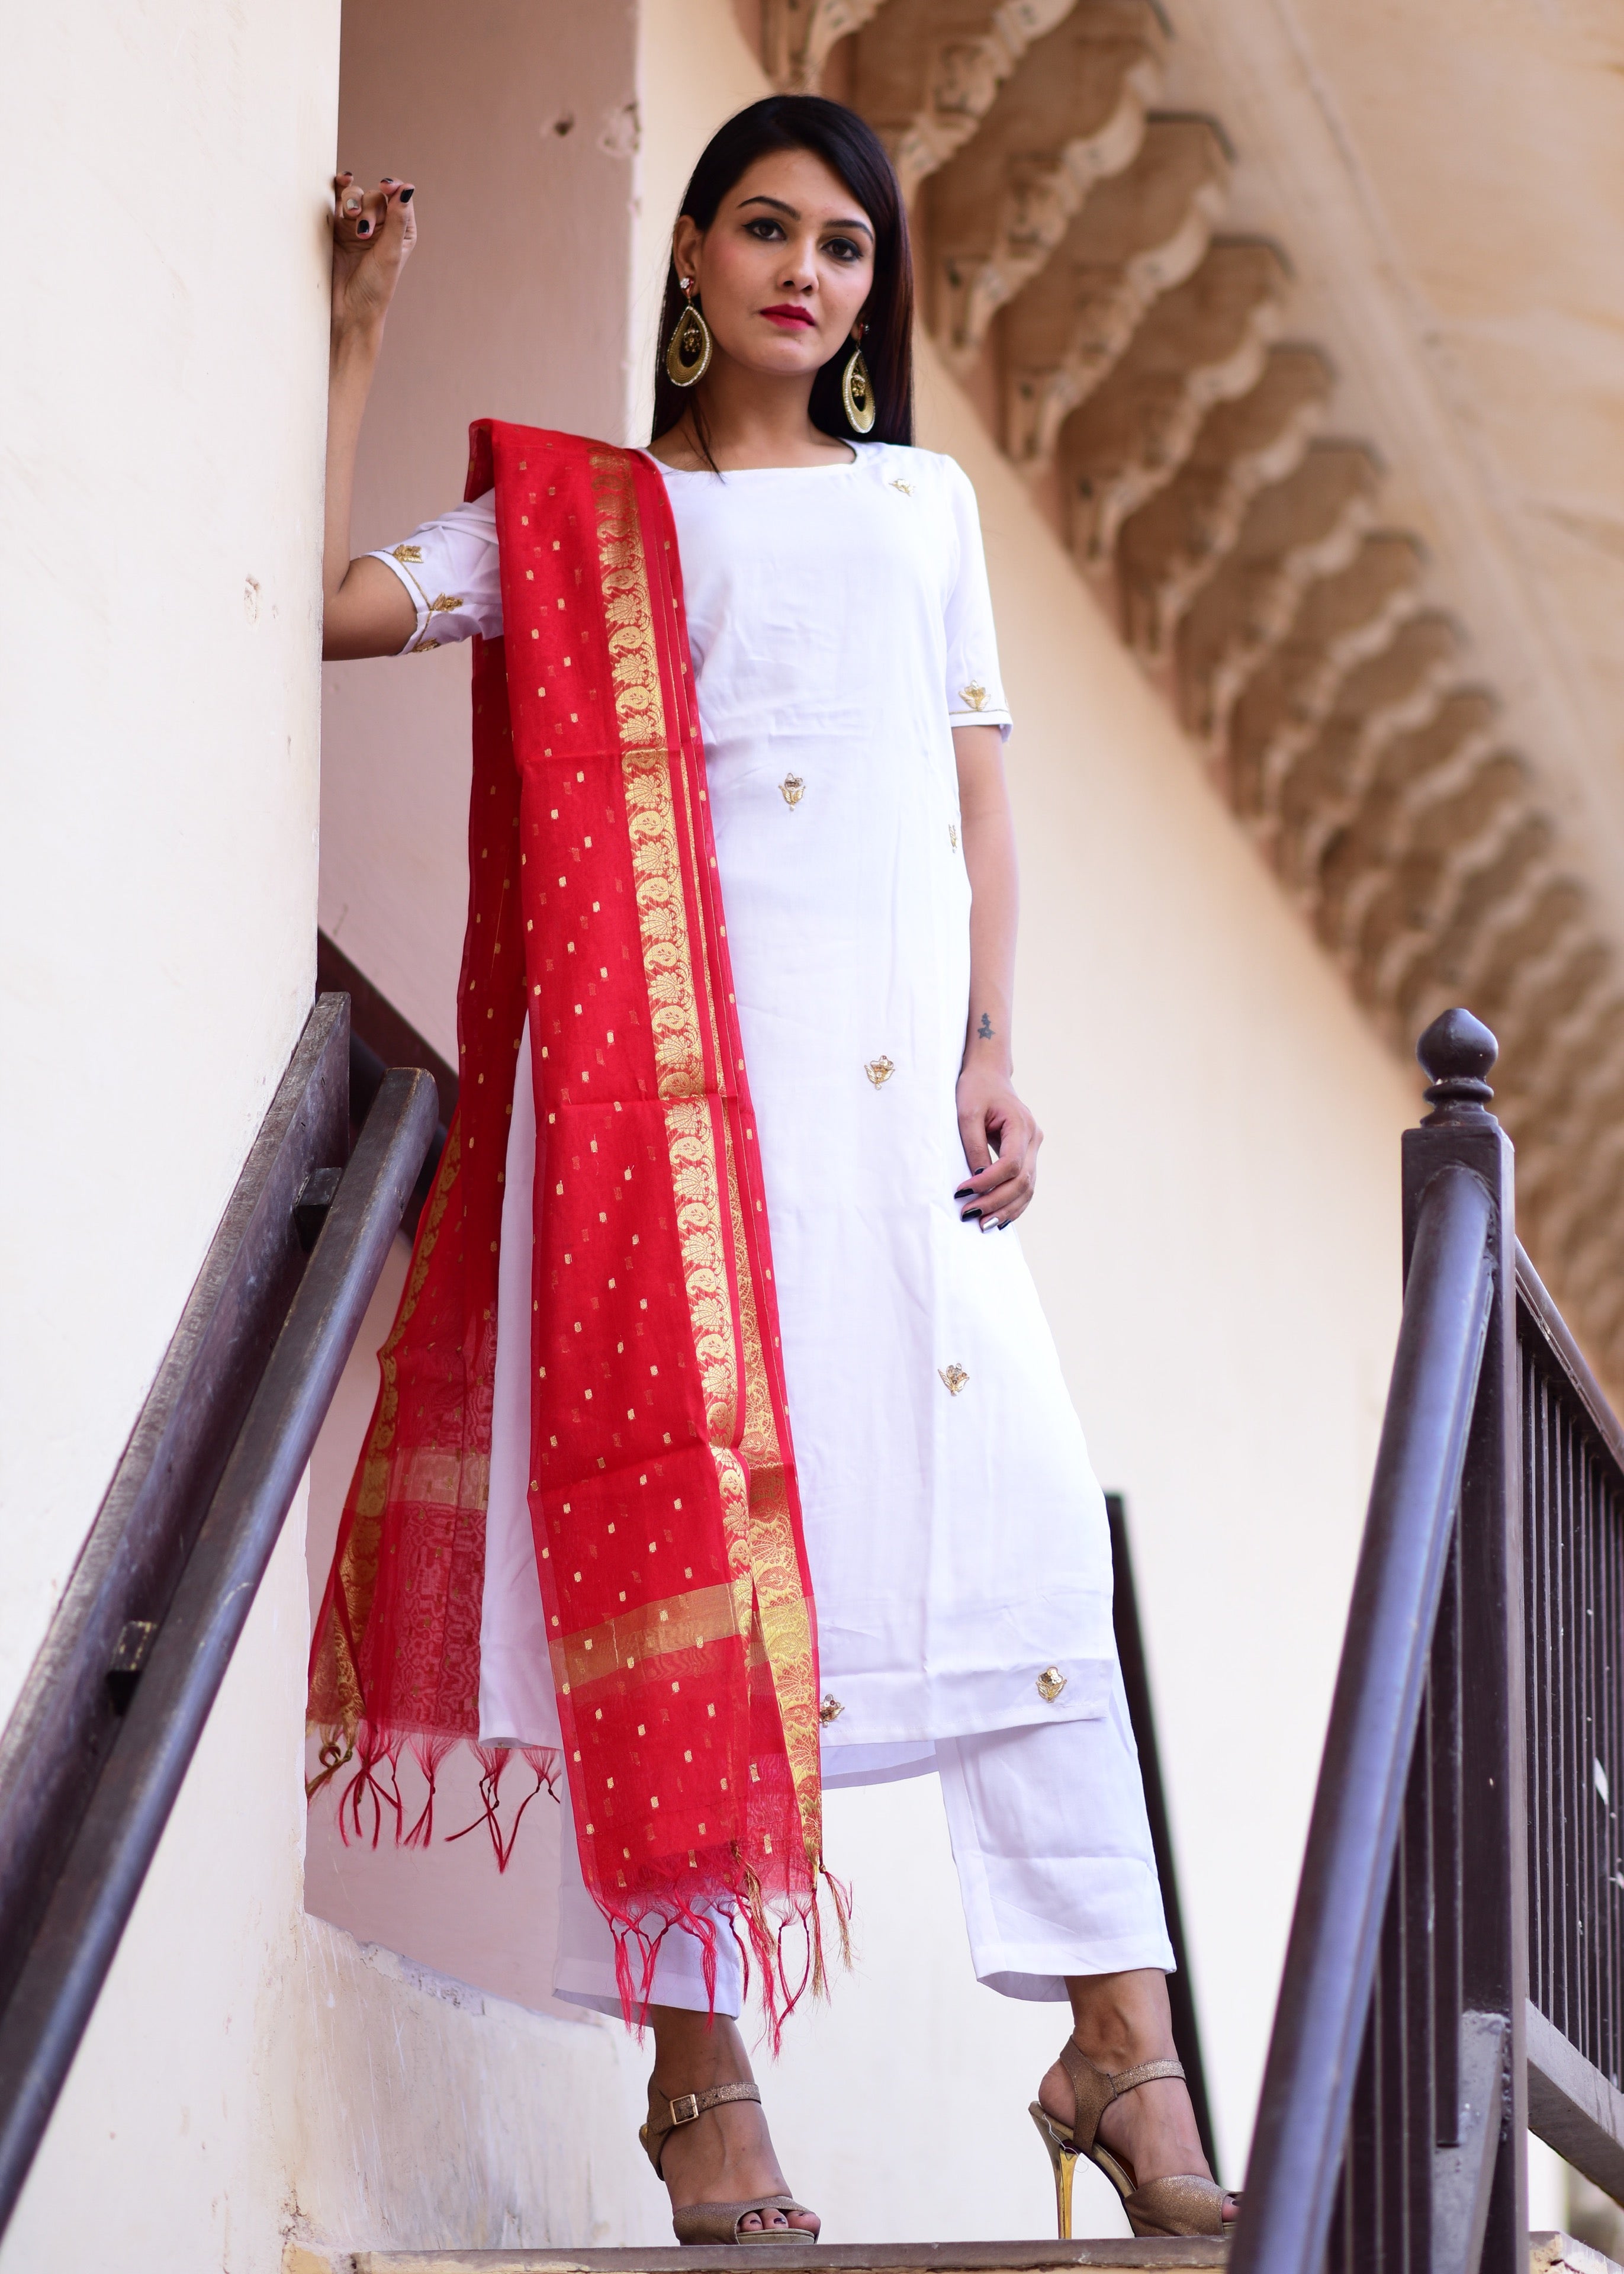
[941,458,1012,738]
[366,490,503,654]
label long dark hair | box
[650,94,914,455]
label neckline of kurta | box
[643,448,867,479]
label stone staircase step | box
[283,2236,1623,2274]
[285,2249,1224,2274]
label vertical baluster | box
[1599,1435,1610,2076]
[1438,1014,1525,2271]
[1404,1678,1436,2271]
[1434,1521,1464,2144]
[1555,1373,1565,2055]
[1591,1431,1600,2063]
[1350,1977,1381,2273]
[1525,1337,1548,2024]
[1381,1866,1407,2273]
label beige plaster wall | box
[317,0,642,1060]
[0,0,336,1758]
[0,1,339,2266]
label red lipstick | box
[761,304,815,329]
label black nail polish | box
[963,1209,982,1222]
[356,219,372,236]
[398,186,414,203]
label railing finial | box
[1417,1006,1498,1125]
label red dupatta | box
[308,423,837,2026]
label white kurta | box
[373,442,1118,1775]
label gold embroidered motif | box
[948,823,959,850]
[407,595,469,653]
[590,451,703,1104]
[819,1695,845,1724]
[390,544,425,563]
[1036,1665,1068,1703]
[959,681,989,712]
[780,774,806,807]
[864,1056,895,1087]
[889,478,913,495]
[938,1363,969,1395]
[664,1097,738,1446]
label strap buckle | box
[670,2092,702,2127]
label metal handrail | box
[0,1013,436,2233]
[1231,1159,1496,2274]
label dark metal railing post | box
[1231,1009,1514,2274]
[1404,1014,1527,2270]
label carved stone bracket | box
[1002,115,1231,469]
[1117,345,1332,657]
[763,0,889,89]
[1266,609,1462,893]
[1062,237,1291,564]
[928,1,1166,362]
[1175,441,1379,758]
[850,0,1083,204]
[1224,535,1426,830]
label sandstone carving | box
[850,0,1083,203]
[1175,442,1379,760]
[1117,346,1332,658]
[762,0,889,89]
[1225,535,1426,829]
[1062,238,1291,564]
[1002,117,1231,470]
[928,1,1166,361]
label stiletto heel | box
[1028,2103,1080,2239]
[1030,2037,1239,2238]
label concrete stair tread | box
[285,2233,1622,2274]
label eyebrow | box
[737,193,874,240]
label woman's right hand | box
[330,172,416,347]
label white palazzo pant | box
[486,1031,1174,2017]
[549,1674,1175,2019]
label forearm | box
[324,328,382,612]
[956,725,1017,1077]
[321,330,416,659]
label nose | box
[777,232,820,294]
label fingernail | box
[398,185,414,203]
[356,219,372,236]
[962,1209,982,1222]
[382,176,395,184]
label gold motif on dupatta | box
[590,449,705,1104]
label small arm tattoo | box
[977,1012,995,1040]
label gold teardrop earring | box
[841,324,876,436]
[665,280,713,388]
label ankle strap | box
[1059,2040,1186,2159]
[641,2079,761,2176]
[1110,2058,1185,2095]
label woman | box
[313,94,1236,2244]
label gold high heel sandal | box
[641,2079,819,2246]
[1028,2037,1239,2238]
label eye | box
[824,235,866,264]
[745,217,785,242]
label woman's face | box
[673,147,876,383]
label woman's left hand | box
[954,1065,1043,1229]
